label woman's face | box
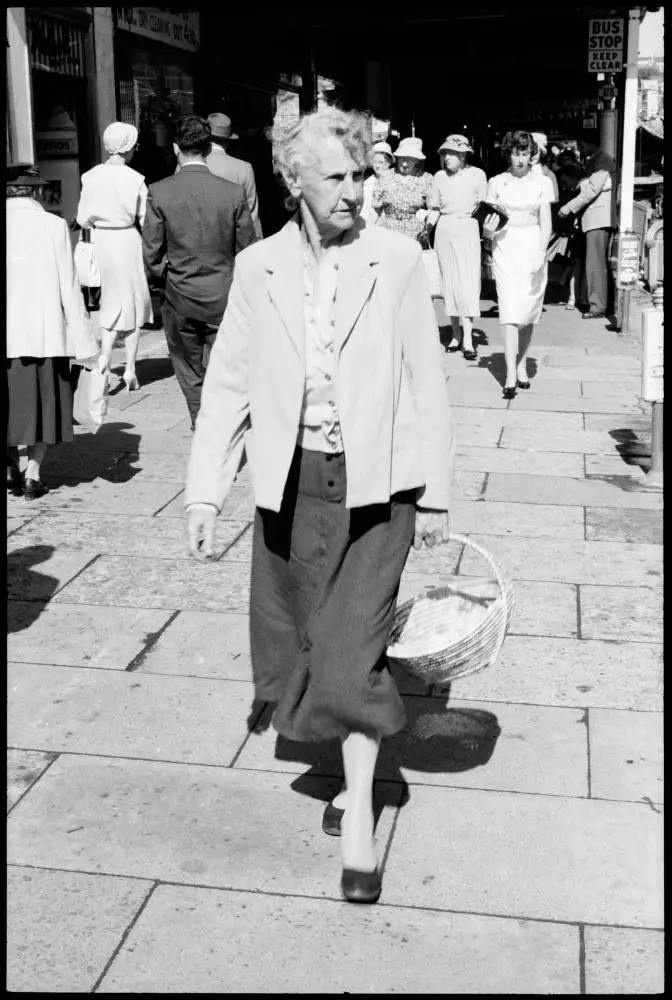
[372,152,392,177]
[442,151,463,173]
[509,147,532,175]
[397,156,420,176]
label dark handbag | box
[416,224,434,251]
[471,201,508,232]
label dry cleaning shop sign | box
[114,8,199,52]
[588,18,624,73]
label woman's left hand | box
[414,510,450,549]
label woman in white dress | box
[484,130,554,399]
[77,123,152,390]
[427,134,487,359]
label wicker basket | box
[387,533,515,685]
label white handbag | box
[422,249,442,299]
[73,230,101,288]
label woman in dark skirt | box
[185,106,455,904]
[6,164,99,498]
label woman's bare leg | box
[99,328,117,374]
[25,442,48,482]
[340,732,379,872]
[517,324,534,382]
[462,316,474,353]
[123,328,141,383]
[502,324,519,388]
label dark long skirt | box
[250,446,417,743]
[7,357,74,447]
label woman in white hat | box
[427,135,487,359]
[76,122,153,391]
[372,136,433,240]
[360,140,394,224]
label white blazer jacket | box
[185,216,455,512]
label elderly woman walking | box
[427,135,487,359]
[76,122,152,390]
[185,106,454,904]
[484,130,554,398]
[7,164,99,498]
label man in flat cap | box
[206,113,263,239]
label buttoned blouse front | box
[297,235,344,453]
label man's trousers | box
[162,301,219,429]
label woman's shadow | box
[7,545,59,632]
[246,692,501,823]
[477,353,539,389]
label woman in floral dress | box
[372,136,433,241]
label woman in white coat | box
[77,122,152,390]
[7,164,99,499]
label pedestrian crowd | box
[6,101,619,905]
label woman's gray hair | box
[270,105,373,211]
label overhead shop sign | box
[588,18,624,73]
[114,8,200,52]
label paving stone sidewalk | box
[7,301,663,994]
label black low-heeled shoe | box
[23,477,50,501]
[516,379,531,390]
[503,386,517,400]
[322,801,345,837]
[341,867,382,904]
[462,348,478,361]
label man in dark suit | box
[143,115,256,428]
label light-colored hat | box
[438,134,472,154]
[395,137,425,160]
[103,122,138,156]
[531,132,548,152]
[207,113,238,140]
[372,141,394,158]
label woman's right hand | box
[482,212,500,239]
[187,506,218,561]
[96,355,110,376]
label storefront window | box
[116,40,195,183]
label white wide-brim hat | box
[372,141,394,158]
[395,137,425,160]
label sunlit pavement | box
[7,293,663,993]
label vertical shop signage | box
[114,9,200,52]
[587,18,624,73]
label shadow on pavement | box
[609,428,652,471]
[245,697,501,822]
[107,356,174,396]
[7,545,58,631]
[42,422,143,488]
[477,352,539,388]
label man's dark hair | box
[500,129,538,161]
[175,115,212,157]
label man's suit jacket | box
[143,163,256,325]
[185,216,455,513]
[565,149,618,232]
[206,146,263,239]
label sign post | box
[587,17,625,73]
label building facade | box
[6,6,201,224]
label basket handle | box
[448,532,512,667]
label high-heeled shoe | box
[516,379,531,390]
[322,801,345,837]
[123,373,140,392]
[446,341,462,353]
[462,347,478,362]
[503,385,517,400]
[341,867,382,904]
